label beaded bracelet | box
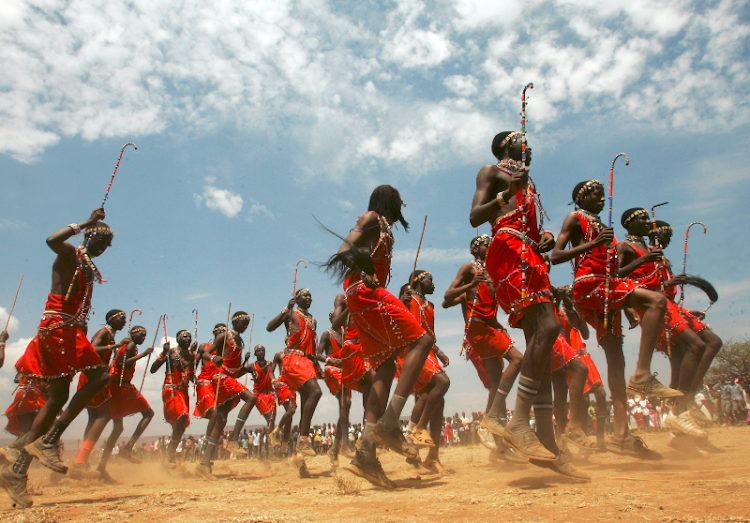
[68,223,82,235]
[496,191,509,206]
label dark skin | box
[99,329,155,469]
[335,209,434,427]
[18,209,111,453]
[317,323,353,457]
[267,291,321,443]
[199,318,257,445]
[195,328,225,434]
[551,186,668,438]
[249,345,276,431]
[470,141,559,440]
[443,239,524,424]
[271,351,297,449]
[654,229,723,405]
[0,330,9,368]
[77,314,128,469]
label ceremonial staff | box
[65,142,137,300]
[120,309,142,386]
[244,314,255,386]
[192,309,199,395]
[292,260,307,296]
[139,314,163,391]
[3,274,24,333]
[604,153,630,330]
[680,222,706,308]
[650,202,669,350]
[409,216,428,288]
[215,303,232,408]
[519,83,533,299]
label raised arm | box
[443,263,479,307]
[551,214,612,265]
[267,298,296,333]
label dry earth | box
[3,426,749,523]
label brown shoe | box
[530,454,590,481]
[268,428,282,448]
[295,437,316,457]
[480,416,506,437]
[0,444,20,467]
[371,422,418,458]
[627,373,682,398]
[503,429,556,461]
[608,434,662,460]
[345,451,396,490]
[666,412,707,439]
[224,440,247,457]
[25,438,68,474]
[195,464,217,481]
[477,427,497,450]
[0,466,33,508]
[409,427,436,447]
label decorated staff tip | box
[611,153,630,170]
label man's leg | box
[504,302,559,461]
[600,335,628,439]
[690,329,722,393]
[551,371,569,437]
[226,390,257,455]
[123,408,154,459]
[197,402,230,479]
[165,416,188,466]
[96,418,123,483]
[414,373,450,444]
[483,348,523,432]
[591,385,608,448]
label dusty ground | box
[2,426,749,523]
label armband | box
[495,191,509,206]
[68,223,82,235]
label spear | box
[139,315,163,391]
[604,153,630,330]
[3,274,24,333]
[292,260,307,296]
[120,308,142,386]
[680,222,706,308]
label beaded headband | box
[176,330,190,338]
[574,180,603,204]
[411,271,432,284]
[233,314,250,321]
[471,235,491,248]
[108,311,126,322]
[623,209,648,228]
[85,225,113,237]
[295,288,310,298]
[213,325,227,333]
[499,132,519,149]
[130,327,146,334]
[655,225,672,234]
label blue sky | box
[1,0,749,438]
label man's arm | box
[150,342,170,373]
[46,208,105,255]
[331,293,348,330]
[551,214,612,265]
[616,243,662,278]
[267,298,297,333]
[443,263,478,307]
[0,330,8,368]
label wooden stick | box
[215,303,232,408]
[4,274,24,332]
[244,313,255,386]
[139,314,163,391]
[409,216,428,288]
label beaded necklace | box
[625,235,647,246]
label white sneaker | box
[666,412,707,439]
[478,427,497,450]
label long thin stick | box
[680,222,706,307]
[519,83,533,299]
[139,314,163,391]
[409,216,428,287]
[604,153,630,330]
[292,260,307,296]
[102,143,137,208]
[215,303,232,408]
[192,309,199,395]
[244,313,255,386]
[4,274,24,332]
[650,202,669,351]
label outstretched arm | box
[267,298,296,332]
[443,263,480,307]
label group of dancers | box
[0,118,724,506]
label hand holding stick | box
[139,314,163,391]
[604,153,630,330]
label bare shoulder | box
[355,211,380,229]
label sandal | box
[563,428,601,451]
[608,434,662,460]
[410,428,436,448]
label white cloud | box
[196,185,244,218]
[0,0,747,177]
[0,307,20,334]
[245,198,274,222]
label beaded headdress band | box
[574,180,603,205]
[130,327,146,334]
[471,235,491,248]
[654,225,672,234]
[499,132,519,149]
[85,225,113,237]
[233,314,250,322]
[213,325,227,333]
[295,288,310,298]
[108,311,126,322]
[176,330,190,338]
[412,271,432,283]
[623,209,648,228]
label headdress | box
[295,288,310,298]
[470,235,491,249]
[621,208,649,228]
[572,180,603,206]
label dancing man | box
[249,345,278,442]
[443,234,524,457]
[196,312,256,479]
[551,182,680,458]
[151,329,195,467]
[322,185,433,488]
[269,349,298,457]
[470,133,586,479]
[93,324,154,478]
[2,209,113,508]
[267,289,322,466]
[194,323,226,442]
